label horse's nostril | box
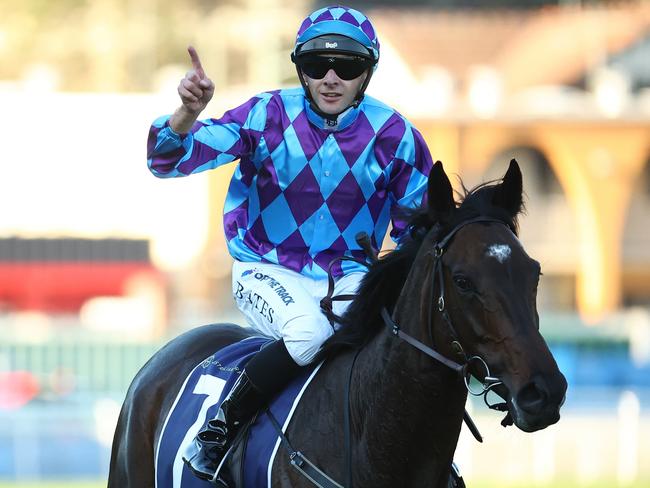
[516,381,549,415]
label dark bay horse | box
[109,159,567,487]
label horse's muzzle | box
[510,372,567,432]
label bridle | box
[380,216,510,412]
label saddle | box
[155,336,322,488]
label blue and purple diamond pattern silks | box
[147,88,432,279]
[295,5,380,60]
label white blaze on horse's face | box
[486,244,511,263]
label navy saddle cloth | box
[155,336,322,487]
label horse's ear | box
[492,159,523,217]
[427,160,455,223]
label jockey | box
[147,4,434,483]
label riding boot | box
[183,339,303,482]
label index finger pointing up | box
[187,45,206,79]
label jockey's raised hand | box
[170,46,215,134]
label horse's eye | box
[453,275,474,292]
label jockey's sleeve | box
[146,95,269,178]
[386,125,433,243]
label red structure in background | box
[0,371,41,410]
[0,371,40,410]
[0,238,165,313]
[0,262,162,312]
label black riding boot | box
[183,339,303,482]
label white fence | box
[457,389,650,485]
[1,388,648,484]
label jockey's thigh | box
[232,261,346,366]
[284,269,364,364]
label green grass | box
[469,482,649,488]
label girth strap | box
[266,409,344,488]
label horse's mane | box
[319,178,522,357]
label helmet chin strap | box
[297,67,373,126]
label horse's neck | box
[350,274,468,486]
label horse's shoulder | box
[287,350,352,419]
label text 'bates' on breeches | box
[231,261,364,366]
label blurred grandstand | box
[1,0,649,485]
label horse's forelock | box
[456,182,522,235]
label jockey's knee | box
[282,316,333,366]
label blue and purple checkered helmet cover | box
[294,5,380,62]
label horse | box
[108,159,567,487]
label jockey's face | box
[301,55,369,115]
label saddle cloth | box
[155,336,322,488]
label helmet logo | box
[325,42,338,49]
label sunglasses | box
[298,56,371,81]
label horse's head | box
[419,159,567,433]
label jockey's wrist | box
[169,105,202,135]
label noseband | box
[380,217,509,407]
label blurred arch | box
[621,152,650,306]
[482,145,562,197]
[482,145,577,312]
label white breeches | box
[231,261,364,366]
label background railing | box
[1,312,649,483]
